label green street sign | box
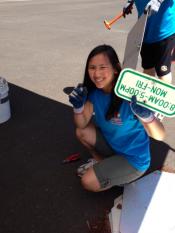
[114,68,175,117]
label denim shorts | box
[93,128,145,189]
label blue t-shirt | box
[135,0,175,43]
[88,89,150,172]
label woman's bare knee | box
[81,168,101,192]
[76,128,89,147]
[75,124,96,147]
[76,127,84,141]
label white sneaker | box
[77,158,98,177]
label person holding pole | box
[123,0,175,84]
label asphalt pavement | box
[0,1,174,233]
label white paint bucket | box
[0,77,11,124]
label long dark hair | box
[83,44,122,120]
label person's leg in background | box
[141,34,175,84]
[140,38,174,121]
[154,35,175,84]
[141,42,157,78]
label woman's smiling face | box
[88,53,116,93]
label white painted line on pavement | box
[0,0,31,2]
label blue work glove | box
[69,84,88,113]
[130,96,155,123]
[144,0,164,15]
[123,0,134,18]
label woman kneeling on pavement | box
[68,44,165,192]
